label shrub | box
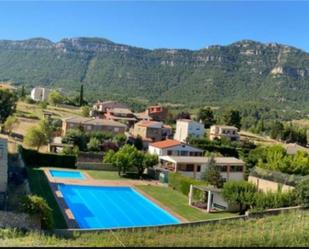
[169,172,207,196]
[252,190,298,211]
[296,179,309,207]
[19,145,76,168]
[19,195,53,230]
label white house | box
[0,138,8,193]
[30,87,51,102]
[159,155,245,181]
[174,119,205,142]
[148,139,204,157]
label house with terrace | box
[91,100,128,119]
[159,155,245,181]
[62,117,127,135]
[148,139,203,157]
[209,125,240,141]
[105,107,137,127]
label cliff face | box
[0,37,309,107]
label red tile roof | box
[149,139,181,149]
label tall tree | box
[79,84,84,107]
[197,107,216,128]
[222,109,242,129]
[0,89,17,124]
[20,85,26,99]
[3,116,19,136]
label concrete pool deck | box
[44,168,187,229]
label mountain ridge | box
[0,37,309,109]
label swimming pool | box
[58,184,180,229]
[50,170,85,179]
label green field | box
[85,170,127,180]
[26,168,67,229]
[0,210,308,246]
[136,185,235,221]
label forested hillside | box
[1,37,309,109]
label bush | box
[222,180,257,214]
[19,145,76,168]
[19,195,53,230]
[252,190,298,211]
[169,172,207,196]
[296,179,309,207]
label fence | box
[76,162,117,171]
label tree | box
[62,129,87,151]
[201,156,223,188]
[104,145,157,177]
[0,89,17,124]
[87,137,101,152]
[175,111,191,120]
[79,84,84,107]
[38,119,53,142]
[19,195,53,230]
[270,121,284,140]
[20,85,26,99]
[296,179,309,207]
[80,106,90,117]
[222,180,257,214]
[114,134,127,147]
[134,135,144,150]
[197,107,215,128]
[103,145,137,176]
[24,127,47,151]
[3,115,19,136]
[222,109,242,129]
[48,90,65,106]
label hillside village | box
[1,83,309,246]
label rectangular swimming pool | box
[50,170,85,179]
[58,184,180,229]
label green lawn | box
[136,185,236,221]
[85,170,128,180]
[26,168,67,229]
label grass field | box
[26,168,67,229]
[0,210,308,246]
[136,185,235,221]
[85,170,127,180]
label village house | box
[209,125,240,141]
[105,107,137,127]
[62,117,127,135]
[91,100,128,118]
[148,139,203,157]
[131,120,173,143]
[174,119,205,143]
[159,155,245,181]
[30,87,51,102]
[145,105,168,121]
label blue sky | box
[0,1,308,51]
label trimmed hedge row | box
[168,172,207,196]
[19,145,76,168]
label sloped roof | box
[149,139,181,149]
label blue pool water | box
[58,184,180,229]
[50,170,85,179]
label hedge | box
[19,145,76,168]
[168,172,207,196]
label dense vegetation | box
[2,38,309,112]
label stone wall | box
[0,211,40,230]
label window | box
[114,127,120,132]
[230,166,243,172]
[197,165,201,172]
[186,164,194,171]
[167,150,172,155]
[87,125,92,131]
[180,151,188,156]
[219,166,228,172]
